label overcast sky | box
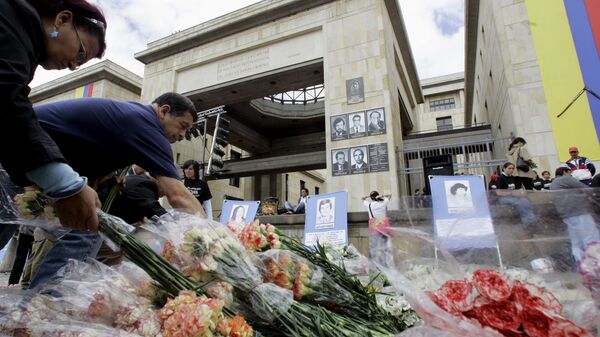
[29,0,464,88]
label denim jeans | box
[284,201,305,214]
[497,196,537,230]
[369,234,393,267]
[28,230,103,289]
[563,214,600,263]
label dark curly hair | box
[449,183,468,195]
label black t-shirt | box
[183,178,212,204]
[495,173,516,190]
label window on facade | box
[300,180,306,190]
[315,186,319,195]
[229,150,241,187]
[436,116,453,131]
[429,98,456,112]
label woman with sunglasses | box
[0,0,107,232]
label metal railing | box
[397,135,513,192]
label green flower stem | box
[98,212,239,317]
[281,235,413,333]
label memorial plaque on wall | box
[346,77,364,104]
[330,115,349,141]
[348,111,367,139]
[331,148,350,176]
[350,146,369,174]
[366,108,386,136]
[368,142,389,172]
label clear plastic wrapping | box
[0,259,161,337]
[377,189,600,336]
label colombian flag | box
[74,83,94,98]
[526,0,600,161]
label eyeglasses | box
[73,24,87,67]
[81,17,106,34]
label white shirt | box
[363,197,389,219]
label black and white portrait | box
[350,146,369,174]
[346,77,364,104]
[444,180,474,214]
[367,108,386,136]
[331,148,350,176]
[330,115,348,141]
[348,111,366,138]
[315,197,335,229]
[229,204,249,226]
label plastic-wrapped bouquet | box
[158,290,252,337]
[260,249,351,305]
[425,269,593,336]
[235,220,282,252]
[142,212,403,336]
[0,260,161,337]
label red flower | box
[426,291,461,316]
[511,281,562,316]
[472,270,511,301]
[477,300,521,332]
[435,279,475,312]
[522,307,552,337]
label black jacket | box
[0,0,65,185]
[97,175,166,224]
[495,173,516,190]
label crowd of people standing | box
[489,137,598,191]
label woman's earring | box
[50,28,58,39]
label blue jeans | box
[28,230,103,289]
[369,234,393,267]
[563,214,600,263]
[284,201,305,214]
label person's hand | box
[54,186,101,232]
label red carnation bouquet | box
[426,269,593,337]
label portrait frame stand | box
[431,225,504,271]
[428,175,504,270]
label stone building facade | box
[134,0,423,212]
[465,0,600,175]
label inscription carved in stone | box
[217,48,270,81]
